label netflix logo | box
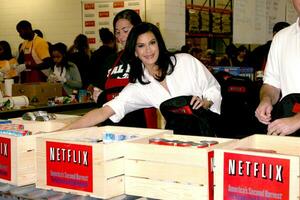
[88,38,96,44]
[113,1,124,8]
[0,137,11,181]
[46,142,93,192]
[223,152,290,200]
[99,11,109,18]
[85,21,95,27]
[84,3,95,10]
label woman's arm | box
[62,105,115,130]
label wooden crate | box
[124,134,234,200]
[214,134,300,200]
[0,114,79,186]
[10,114,80,134]
[36,126,172,199]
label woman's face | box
[293,0,300,16]
[115,19,133,47]
[135,31,159,69]
[52,50,63,64]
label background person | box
[62,22,221,131]
[16,20,52,83]
[255,0,300,136]
[249,21,290,72]
[92,9,157,128]
[0,41,19,81]
[90,28,116,87]
[48,42,82,95]
[68,34,91,89]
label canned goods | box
[0,129,31,137]
[103,132,133,143]
[193,142,209,148]
[149,138,174,146]
[175,141,193,147]
[200,140,219,147]
[0,120,12,124]
[0,124,24,130]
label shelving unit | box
[186,0,233,55]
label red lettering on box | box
[223,152,290,200]
[46,141,93,192]
[0,137,11,181]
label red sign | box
[0,137,11,181]
[99,11,109,18]
[84,3,95,10]
[46,142,93,192]
[223,152,290,200]
[88,38,96,44]
[85,21,95,27]
[113,1,124,8]
[208,151,214,200]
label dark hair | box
[126,22,176,84]
[16,20,32,31]
[225,43,237,58]
[113,9,142,32]
[51,42,70,70]
[74,34,89,52]
[99,28,114,44]
[0,41,13,60]
[273,21,290,33]
[34,29,43,38]
[237,45,247,53]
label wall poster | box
[82,0,145,50]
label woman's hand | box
[47,74,59,83]
[190,96,213,110]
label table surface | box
[0,102,97,119]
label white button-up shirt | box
[264,18,300,99]
[105,53,222,123]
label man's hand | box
[255,99,273,125]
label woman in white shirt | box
[63,22,221,130]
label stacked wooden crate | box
[214,134,300,199]
[124,134,235,200]
[36,126,172,199]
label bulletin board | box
[233,0,298,44]
[81,0,145,50]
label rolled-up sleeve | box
[263,35,281,89]
[103,83,148,122]
[193,56,222,114]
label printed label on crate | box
[0,137,11,180]
[46,142,93,192]
[223,152,290,200]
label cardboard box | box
[214,134,300,200]
[124,134,234,200]
[0,114,79,186]
[36,126,172,199]
[12,82,62,105]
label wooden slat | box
[125,159,208,185]
[125,176,207,200]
